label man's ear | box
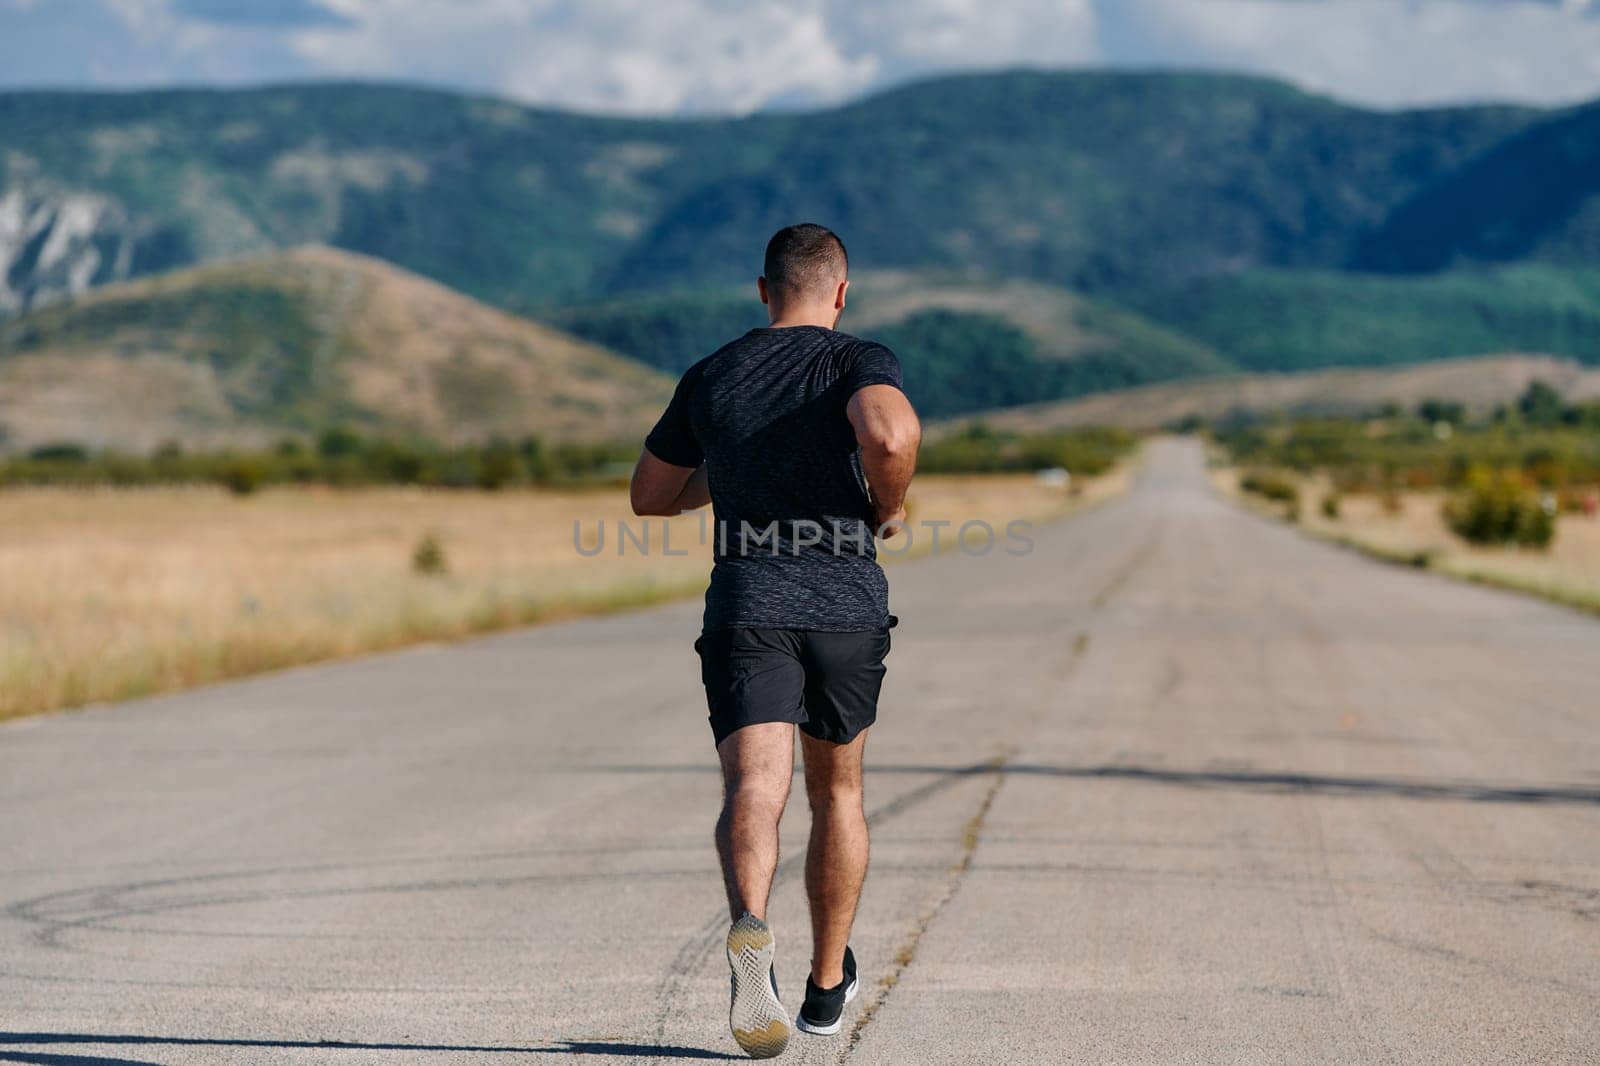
[757,277,771,306]
[835,278,850,310]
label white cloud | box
[3,0,1600,112]
[294,0,881,114]
[1105,0,1600,108]
[838,0,1098,70]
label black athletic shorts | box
[695,617,896,747]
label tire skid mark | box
[1261,584,1401,1066]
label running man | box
[630,224,920,1057]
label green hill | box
[604,72,1531,296]
[0,83,757,311]
[552,272,1229,418]
[1121,265,1600,372]
[0,246,672,453]
[1357,100,1600,272]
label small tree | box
[317,425,364,458]
[475,440,521,490]
[220,457,266,496]
[1443,467,1554,549]
[1517,381,1564,427]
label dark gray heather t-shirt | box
[644,325,905,632]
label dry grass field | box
[0,469,1126,722]
[1214,467,1600,614]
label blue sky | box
[3,0,1600,113]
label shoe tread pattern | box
[727,915,790,1059]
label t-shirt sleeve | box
[843,341,905,395]
[643,368,704,468]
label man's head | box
[759,223,849,327]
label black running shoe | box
[794,946,859,1036]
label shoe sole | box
[793,975,860,1036]
[727,915,790,1059]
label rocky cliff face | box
[0,190,138,314]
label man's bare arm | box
[630,452,711,516]
[847,384,921,534]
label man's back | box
[645,324,903,632]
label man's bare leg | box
[717,723,798,1058]
[800,728,870,989]
[715,722,796,921]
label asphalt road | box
[2,438,1597,1065]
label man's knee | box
[723,775,790,820]
[805,776,863,816]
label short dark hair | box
[763,223,848,302]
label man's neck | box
[767,305,840,330]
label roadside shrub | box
[1240,470,1299,508]
[412,533,448,575]
[1443,468,1555,549]
[1401,467,1441,490]
[918,424,1135,476]
[0,434,653,491]
[1215,409,1600,524]
[28,442,89,463]
[1417,399,1464,425]
[474,441,521,490]
[219,457,266,496]
[364,440,429,484]
[317,425,364,458]
[1321,494,1341,520]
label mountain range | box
[2,69,1599,445]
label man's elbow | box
[868,423,921,459]
[630,490,666,517]
[629,478,664,517]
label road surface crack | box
[838,753,1010,1062]
[1090,520,1163,609]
